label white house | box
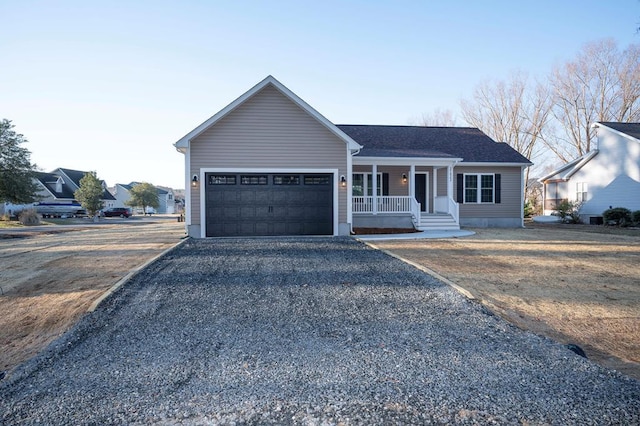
[110,182,176,214]
[539,122,640,224]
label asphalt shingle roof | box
[34,172,76,199]
[599,122,640,140]
[52,168,116,201]
[337,125,531,164]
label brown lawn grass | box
[371,222,640,379]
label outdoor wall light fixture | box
[340,175,347,187]
[402,173,407,183]
[192,175,198,187]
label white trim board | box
[197,167,341,238]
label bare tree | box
[412,108,458,126]
[460,71,553,192]
[548,39,640,162]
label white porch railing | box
[434,196,459,222]
[354,195,458,224]
[353,196,416,213]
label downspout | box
[182,145,191,231]
[521,165,527,227]
[347,145,361,235]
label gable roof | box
[174,75,362,153]
[50,168,116,200]
[337,125,531,164]
[593,122,640,141]
[118,182,170,195]
[35,172,77,199]
[537,150,599,183]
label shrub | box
[19,209,40,226]
[633,210,640,225]
[553,200,582,224]
[523,201,535,218]
[602,207,632,226]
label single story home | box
[174,76,531,238]
[539,122,640,224]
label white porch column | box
[372,163,378,215]
[409,164,415,197]
[433,167,438,213]
[447,165,454,200]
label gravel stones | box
[1,237,639,424]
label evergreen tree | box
[0,119,40,203]
[74,172,105,217]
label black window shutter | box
[495,174,501,204]
[456,174,464,203]
[382,173,389,196]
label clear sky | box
[1,0,638,189]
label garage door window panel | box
[274,175,300,185]
[209,175,237,185]
[241,175,268,185]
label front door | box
[414,173,429,212]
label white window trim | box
[576,182,588,202]
[464,173,495,204]
[352,172,382,196]
[198,167,340,238]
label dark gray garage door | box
[205,173,334,237]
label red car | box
[102,207,131,218]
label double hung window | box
[464,174,495,203]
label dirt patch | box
[0,219,186,372]
[373,222,640,379]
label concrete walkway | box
[355,229,475,241]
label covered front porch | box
[350,158,461,231]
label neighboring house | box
[3,168,116,217]
[110,182,176,214]
[539,122,640,224]
[174,75,531,238]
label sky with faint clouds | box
[1,0,638,188]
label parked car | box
[102,207,131,218]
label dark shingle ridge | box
[337,124,531,163]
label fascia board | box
[592,122,640,143]
[560,150,598,180]
[538,151,598,183]
[353,156,462,166]
[457,161,533,167]
[173,75,363,152]
[268,78,363,152]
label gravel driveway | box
[1,237,638,424]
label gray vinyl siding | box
[189,85,348,227]
[455,166,522,218]
[436,167,447,197]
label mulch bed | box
[352,228,419,235]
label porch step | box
[416,214,460,231]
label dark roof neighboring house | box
[336,125,531,164]
[596,122,640,140]
[119,182,170,195]
[38,168,116,201]
[34,172,76,199]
